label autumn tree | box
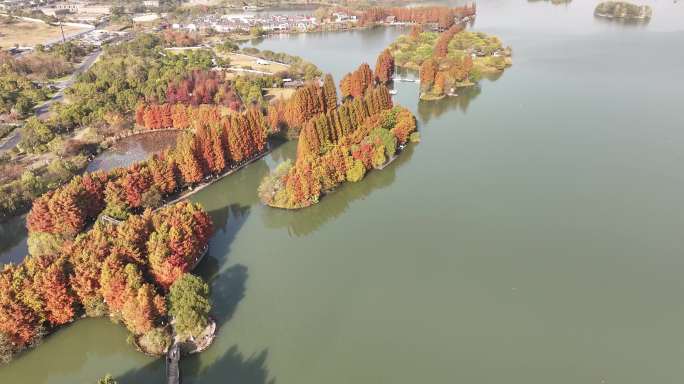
[174,133,204,185]
[322,74,338,111]
[260,105,416,210]
[434,72,446,95]
[340,73,353,100]
[68,227,111,316]
[351,63,374,98]
[410,24,423,41]
[147,153,178,195]
[0,266,41,348]
[433,25,462,59]
[375,49,395,84]
[420,58,438,92]
[245,107,267,154]
[34,256,76,326]
[147,202,213,289]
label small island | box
[594,1,653,21]
[389,26,512,101]
[528,0,572,5]
[259,82,417,209]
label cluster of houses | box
[171,11,359,34]
[0,0,58,11]
[1,0,160,23]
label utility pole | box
[59,18,66,44]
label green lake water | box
[2,0,684,382]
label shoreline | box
[594,12,651,20]
[164,146,272,207]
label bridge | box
[100,215,123,226]
[167,343,181,384]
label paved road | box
[0,50,102,155]
[0,129,21,153]
[34,49,102,119]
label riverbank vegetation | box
[389,25,512,100]
[357,4,476,29]
[0,33,318,222]
[259,47,418,210]
[594,1,652,20]
[1,36,281,363]
[0,35,214,221]
[259,89,416,209]
[26,106,266,243]
[0,202,213,364]
[260,49,417,209]
[266,74,338,137]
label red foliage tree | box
[36,258,76,326]
[27,194,54,233]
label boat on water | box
[389,89,398,95]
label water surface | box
[85,131,180,173]
[2,1,684,383]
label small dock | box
[166,343,181,384]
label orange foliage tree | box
[375,49,395,84]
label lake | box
[2,0,684,383]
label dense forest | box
[0,42,89,120]
[594,1,652,20]
[0,5,434,364]
[357,4,477,29]
[0,33,319,222]
[0,35,217,222]
[27,105,267,241]
[1,202,213,363]
[1,33,281,363]
[259,51,417,209]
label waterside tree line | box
[259,52,418,210]
[356,4,477,30]
[27,106,267,239]
[4,56,396,364]
[2,74,268,365]
[1,20,421,366]
[389,21,511,100]
[1,202,213,364]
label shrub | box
[346,159,366,182]
[97,374,118,384]
[138,327,172,355]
